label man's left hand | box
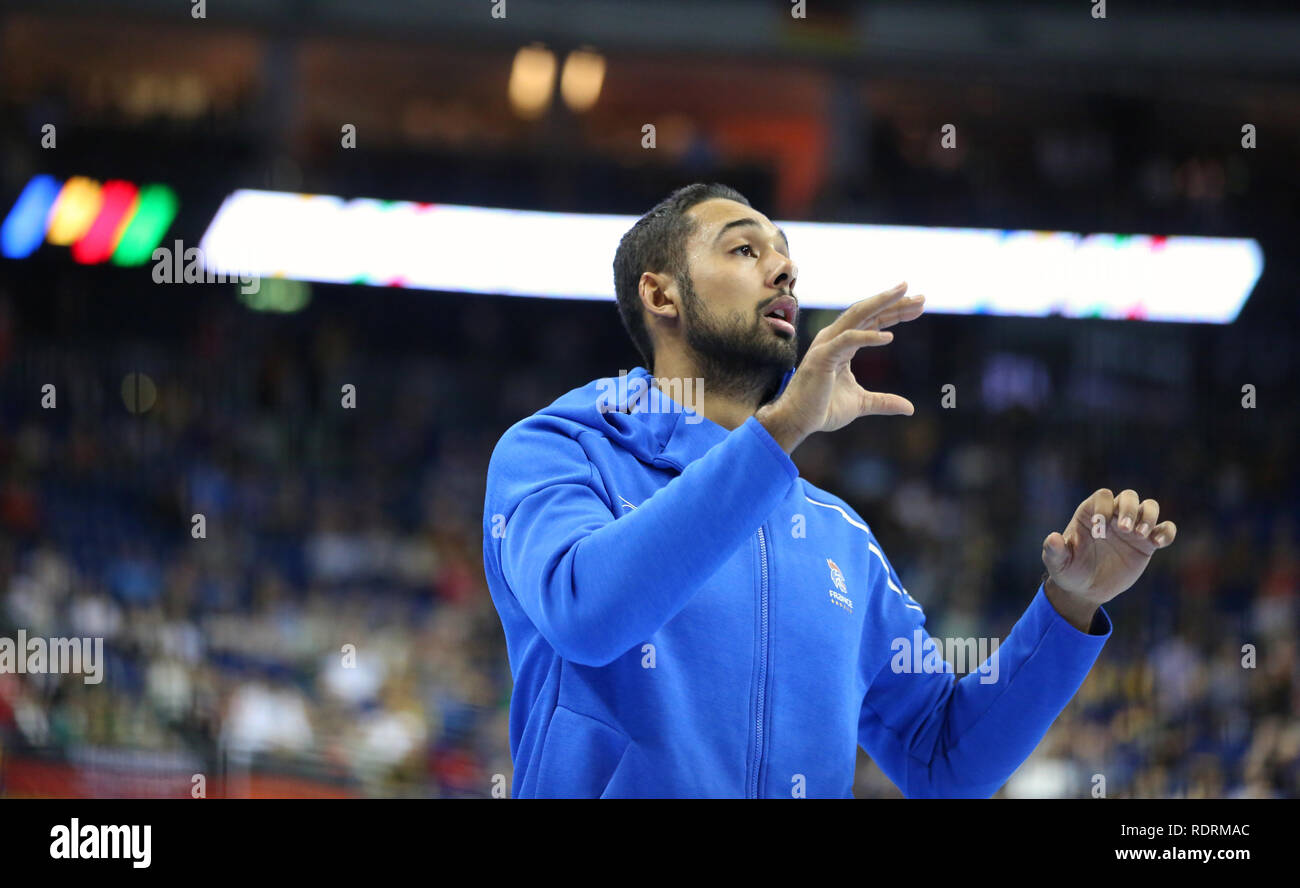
[1042,488,1177,624]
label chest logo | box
[827,558,854,613]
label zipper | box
[751,524,771,799]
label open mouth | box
[763,299,797,335]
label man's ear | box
[640,271,680,322]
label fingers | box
[1114,489,1140,532]
[869,295,926,331]
[1149,520,1177,548]
[1134,499,1160,537]
[824,282,910,339]
[1042,531,1071,573]
[860,389,914,416]
[1088,488,1175,549]
[1088,488,1115,524]
[820,327,894,365]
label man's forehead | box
[688,198,773,231]
[687,199,787,250]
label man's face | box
[673,198,800,374]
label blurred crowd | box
[0,293,513,796]
[0,276,1295,798]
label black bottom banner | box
[0,797,1284,874]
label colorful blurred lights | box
[46,176,103,246]
[0,175,178,264]
[70,180,138,265]
[112,184,181,266]
[0,175,61,259]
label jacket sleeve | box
[856,541,1111,799]
[487,416,798,666]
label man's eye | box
[732,244,755,257]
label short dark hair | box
[612,183,751,370]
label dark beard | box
[679,273,798,406]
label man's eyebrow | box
[713,218,791,253]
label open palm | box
[800,284,926,434]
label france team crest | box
[827,558,853,612]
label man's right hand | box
[756,281,925,454]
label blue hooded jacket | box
[482,366,1111,798]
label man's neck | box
[648,356,780,432]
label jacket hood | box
[534,365,797,471]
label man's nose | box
[770,259,797,293]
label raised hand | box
[755,281,925,453]
[1042,488,1177,613]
